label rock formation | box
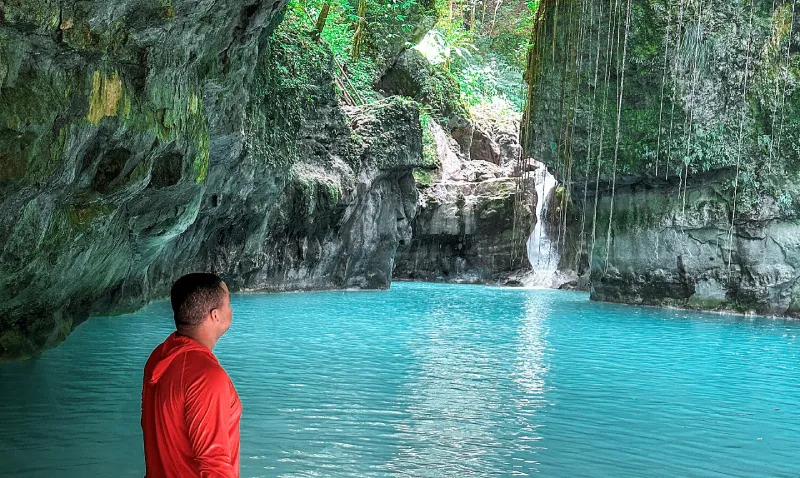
[393,110,535,284]
[523,0,800,315]
[0,2,423,358]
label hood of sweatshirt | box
[144,332,216,384]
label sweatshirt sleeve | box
[184,362,238,478]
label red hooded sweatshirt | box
[142,333,241,478]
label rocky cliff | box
[393,105,535,284]
[523,0,800,314]
[376,44,536,283]
[0,2,423,358]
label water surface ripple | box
[1,283,798,477]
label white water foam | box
[523,162,559,288]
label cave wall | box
[523,0,800,314]
[0,1,423,358]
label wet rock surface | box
[587,171,800,316]
[0,2,423,358]
[523,0,800,315]
[394,113,535,284]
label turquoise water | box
[1,282,799,477]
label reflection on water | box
[515,294,550,397]
[1,283,799,477]
[508,294,552,472]
[391,304,507,476]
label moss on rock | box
[87,71,128,125]
[525,0,800,212]
[377,48,470,131]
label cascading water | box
[524,163,559,287]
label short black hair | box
[170,273,226,327]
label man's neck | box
[175,328,217,351]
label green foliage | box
[415,26,523,109]
[413,167,437,185]
[284,1,354,52]
[412,108,440,186]
[421,0,539,112]
[416,27,477,69]
[245,19,333,168]
[778,190,794,214]
[452,54,527,110]
[419,62,469,122]
[367,0,427,35]
[419,109,438,167]
[284,0,538,113]
[679,124,728,175]
[285,0,434,95]
[284,1,377,94]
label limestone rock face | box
[470,104,524,166]
[469,127,501,165]
[393,178,534,283]
[0,2,423,358]
[523,0,800,315]
[587,170,800,316]
[363,0,438,79]
[143,95,423,299]
[377,48,471,132]
[394,117,535,284]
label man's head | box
[170,273,233,341]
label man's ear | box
[210,308,220,323]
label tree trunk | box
[352,0,367,61]
[313,2,331,39]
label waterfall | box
[524,163,559,288]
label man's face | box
[217,282,233,335]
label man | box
[141,273,241,478]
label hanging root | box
[589,0,615,272]
[680,0,708,227]
[520,0,552,153]
[665,0,687,180]
[727,0,756,275]
[774,0,796,173]
[578,0,599,271]
[603,0,632,273]
[655,23,670,178]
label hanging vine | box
[772,0,797,174]
[603,0,632,272]
[654,14,672,178]
[520,1,551,153]
[727,0,757,274]
[577,0,599,271]
[679,0,709,225]
[665,0,687,180]
[589,0,618,272]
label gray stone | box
[377,48,471,132]
[585,172,800,316]
[0,2,423,359]
[394,108,535,284]
[470,127,501,165]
